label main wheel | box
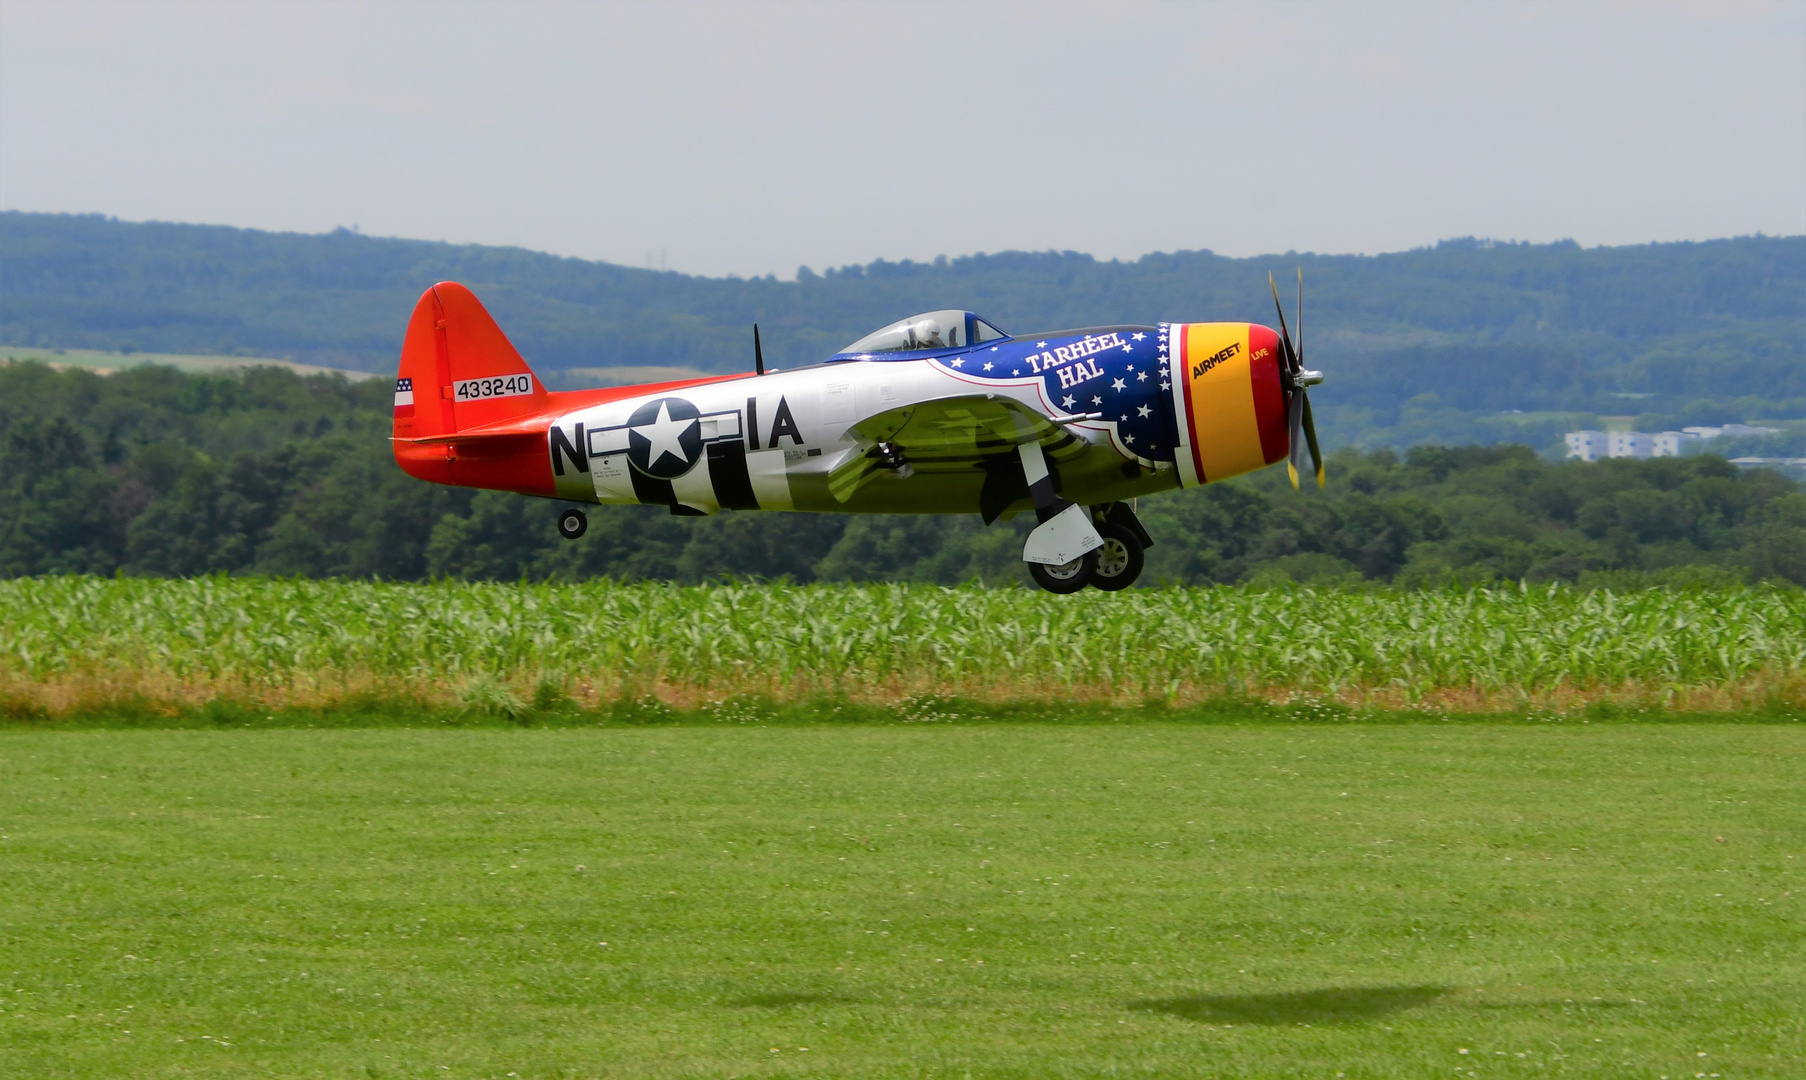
[557,508,588,540]
[1028,550,1098,594]
[1089,523,1144,591]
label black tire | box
[1028,550,1098,594]
[1090,523,1144,591]
[557,508,588,540]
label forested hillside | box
[2,361,1800,586]
[3,212,1802,453]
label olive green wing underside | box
[828,395,1090,504]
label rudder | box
[393,282,549,483]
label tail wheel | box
[1028,550,1098,594]
[557,508,588,540]
[1089,523,1144,591]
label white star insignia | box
[1091,396,1102,405]
[1125,434,1136,444]
[1011,369,1020,375]
[1160,381,1170,390]
[950,358,964,367]
[1036,341,1048,348]
[1061,395,1075,407]
[1111,378,1126,391]
[990,346,999,351]
[635,401,695,469]
[1137,371,1148,382]
[1132,332,1145,341]
[1121,344,1132,352]
[1119,413,1128,421]
[1137,404,1152,417]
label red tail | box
[392,282,552,488]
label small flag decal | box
[393,376,415,419]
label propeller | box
[1270,269,1325,490]
[753,324,766,376]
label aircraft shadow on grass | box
[1132,985,1448,1025]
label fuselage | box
[547,325,1190,515]
[391,284,1289,522]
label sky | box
[2,0,1802,278]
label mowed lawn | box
[2,724,1803,1078]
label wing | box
[827,394,1093,503]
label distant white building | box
[1567,423,1785,462]
[1564,431,1610,460]
[1608,431,1654,459]
[1679,423,1779,440]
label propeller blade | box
[1268,272,1298,371]
[1295,266,1303,369]
[1285,387,1306,490]
[1301,389,1324,489]
[753,324,765,376]
[1273,267,1323,489]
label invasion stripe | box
[629,468,675,509]
[707,442,760,510]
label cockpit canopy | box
[835,310,1010,358]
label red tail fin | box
[386,281,541,480]
[394,282,547,437]
[393,282,550,484]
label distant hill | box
[2,211,1801,451]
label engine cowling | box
[1164,321,1289,486]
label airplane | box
[390,277,1324,593]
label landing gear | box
[557,508,588,540]
[1013,441,1154,594]
[1089,523,1144,591]
[1028,550,1098,594]
[1018,439,1104,594]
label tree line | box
[2,361,1801,587]
[4,212,1802,454]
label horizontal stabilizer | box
[391,414,546,445]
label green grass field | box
[3,722,1802,1077]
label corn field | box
[1,577,1804,712]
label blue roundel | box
[626,396,704,479]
